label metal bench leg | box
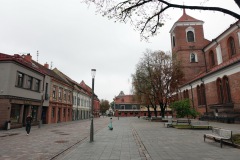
[220,139,223,148]
[204,135,206,142]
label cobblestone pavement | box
[0,117,110,160]
[1,117,240,160]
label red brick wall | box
[172,25,209,84]
[228,72,240,111]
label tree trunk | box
[160,103,165,118]
[147,105,151,117]
[154,105,157,117]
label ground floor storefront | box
[0,97,41,129]
[72,108,90,121]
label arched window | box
[187,31,195,42]
[190,53,198,62]
[200,84,206,105]
[197,85,201,105]
[197,84,206,106]
[216,78,223,104]
[222,76,231,103]
[228,37,236,57]
[209,50,215,68]
[186,89,189,99]
[183,89,189,99]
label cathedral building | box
[170,9,240,122]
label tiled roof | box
[0,53,44,75]
[177,9,202,22]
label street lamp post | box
[90,69,96,143]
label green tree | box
[100,99,110,115]
[170,99,200,119]
[84,0,240,39]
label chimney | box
[24,53,32,62]
[44,63,49,69]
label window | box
[10,105,20,123]
[222,76,231,103]
[31,106,38,121]
[209,50,215,68]
[200,84,206,105]
[216,78,224,104]
[172,36,176,47]
[216,44,223,64]
[132,105,137,110]
[190,53,197,62]
[64,90,66,101]
[228,37,236,57]
[34,79,40,91]
[16,72,24,87]
[63,108,66,117]
[197,85,201,105]
[197,84,206,106]
[121,105,125,109]
[26,76,33,89]
[183,90,189,99]
[52,86,56,99]
[68,92,71,102]
[77,97,80,106]
[187,31,195,42]
[74,96,76,105]
[45,83,49,100]
[59,88,62,100]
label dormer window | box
[186,27,195,42]
[190,53,198,62]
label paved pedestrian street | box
[0,117,240,160]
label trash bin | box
[5,121,11,130]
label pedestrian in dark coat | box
[26,114,33,135]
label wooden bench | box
[164,118,173,128]
[150,117,162,122]
[176,119,191,125]
[204,127,233,148]
[190,121,211,129]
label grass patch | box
[233,134,240,145]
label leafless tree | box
[83,0,240,39]
[132,50,183,118]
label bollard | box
[108,118,113,130]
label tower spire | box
[183,2,186,15]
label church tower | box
[170,9,210,84]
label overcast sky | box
[0,0,239,102]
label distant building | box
[113,91,169,117]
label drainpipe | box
[200,78,208,115]
[202,49,208,73]
[189,83,194,108]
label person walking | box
[26,114,33,135]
